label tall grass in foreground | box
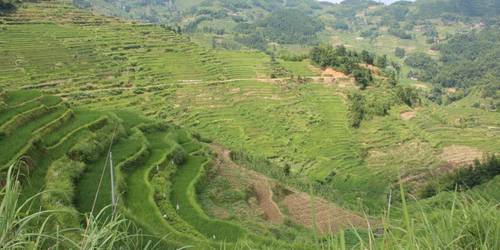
[231,150,499,249]
[316,184,500,250]
[220,183,499,250]
[0,164,158,250]
[2,158,499,249]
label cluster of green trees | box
[73,0,179,23]
[309,44,393,89]
[370,0,498,25]
[404,52,437,82]
[332,0,382,19]
[421,155,500,198]
[415,0,500,20]
[347,85,421,128]
[184,15,213,32]
[0,0,19,11]
[234,8,324,49]
[422,23,439,44]
[308,44,406,127]
[394,47,406,58]
[395,85,421,107]
[347,92,365,128]
[376,1,412,24]
[360,27,379,40]
[435,28,500,89]
[388,24,413,40]
[234,31,267,51]
[259,9,323,45]
[213,0,320,13]
[405,28,500,103]
[370,0,498,26]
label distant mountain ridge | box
[321,0,411,4]
[73,0,497,51]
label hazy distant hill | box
[321,0,409,4]
[73,0,498,65]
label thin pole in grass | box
[83,124,118,249]
[110,151,117,215]
[90,125,118,216]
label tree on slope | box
[0,0,19,11]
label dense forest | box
[72,0,500,53]
[235,9,324,48]
[405,28,500,104]
[259,9,324,44]
[436,28,500,89]
[73,0,179,23]
[310,45,376,88]
[414,0,500,20]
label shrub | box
[68,140,102,163]
[43,158,85,204]
[420,155,500,198]
[0,0,17,12]
[395,47,406,58]
[87,116,109,131]
[446,155,500,191]
[334,21,349,30]
[68,122,125,163]
[388,26,413,39]
[137,121,169,133]
[168,145,187,166]
[118,133,150,172]
[41,157,86,237]
[395,85,421,107]
[347,92,365,128]
[192,132,212,143]
[352,68,372,89]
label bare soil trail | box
[439,145,484,170]
[211,144,284,224]
[281,191,369,234]
[401,111,417,121]
[321,67,348,78]
[209,144,374,233]
[399,145,486,192]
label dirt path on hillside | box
[281,191,369,234]
[211,144,284,224]
[210,144,374,233]
[439,145,484,169]
[401,111,417,121]
[18,78,289,96]
[20,75,352,98]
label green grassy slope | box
[0,90,280,248]
[0,1,379,203]
[2,0,498,214]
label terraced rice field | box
[0,1,382,247]
[4,1,496,212]
[0,1,374,190]
[0,90,243,248]
[1,88,324,248]
[1,2,499,248]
